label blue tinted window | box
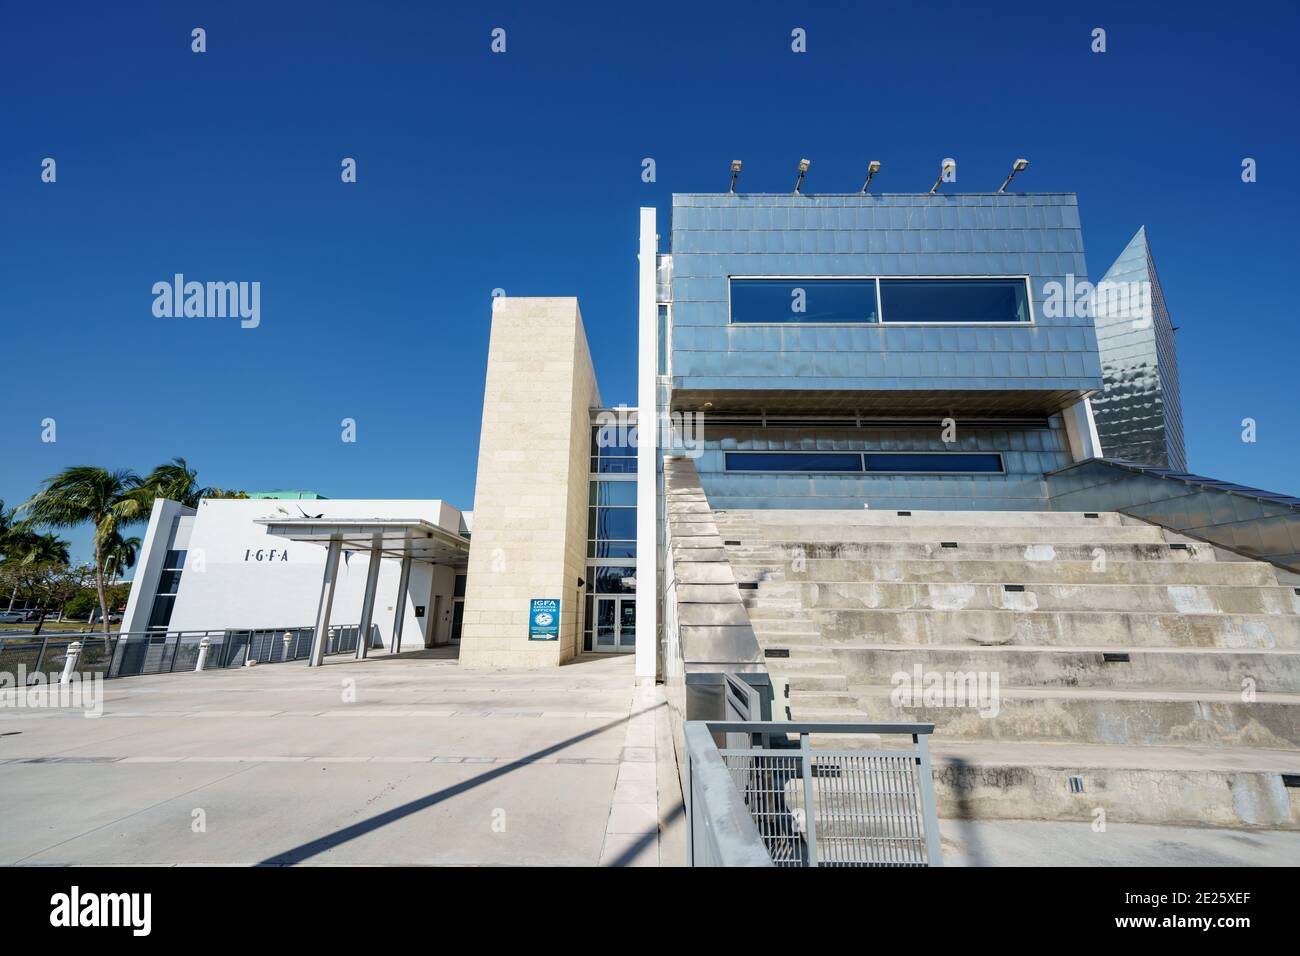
[590,507,637,540]
[589,540,637,559]
[880,278,1030,323]
[589,481,637,506]
[725,452,863,472]
[863,453,1004,473]
[730,279,877,324]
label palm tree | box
[143,457,214,508]
[19,467,152,639]
[1,503,71,611]
[102,532,141,586]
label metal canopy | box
[254,517,470,566]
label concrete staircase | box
[715,508,1300,829]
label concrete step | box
[715,509,1128,529]
[832,684,1300,749]
[831,644,1300,694]
[729,557,1278,587]
[927,740,1300,829]
[724,525,1169,545]
[724,540,1218,565]
[786,674,850,692]
[746,581,1300,616]
[809,607,1300,650]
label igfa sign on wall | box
[528,598,560,641]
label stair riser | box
[813,608,1300,650]
[715,510,1126,529]
[833,647,1300,694]
[747,582,1300,616]
[726,541,1216,564]
[852,696,1300,749]
[729,527,1168,545]
[931,765,1299,829]
[731,558,1277,587]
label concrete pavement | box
[0,650,683,866]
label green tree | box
[143,457,213,508]
[19,467,152,641]
[101,531,141,586]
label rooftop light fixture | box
[998,158,1030,193]
[729,159,742,193]
[861,160,881,193]
[794,158,810,194]
[929,159,956,195]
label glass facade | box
[146,549,186,631]
[1090,227,1187,471]
[586,416,637,652]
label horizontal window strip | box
[727,276,1032,325]
[723,451,1005,474]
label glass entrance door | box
[593,597,635,653]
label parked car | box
[0,611,27,624]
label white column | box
[424,564,441,647]
[355,535,383,660]
[635,206,658,682]
[309,536,343,667]
[1063,396,1103,462]
[390,554,413,655]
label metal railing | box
[0,624,376,681]
[1047,457,1300,573]
[686,719,943,867]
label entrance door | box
[594,597,635,653]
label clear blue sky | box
[2,0,1296,563]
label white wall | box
[136,498,464,648]
[121,498,195,633]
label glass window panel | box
[725,452,863,472]
[598,457,637,474]
[164,549,187,569]
[591,481,637,506]
[730,278,878,324]
[590,540,637,559]
[880,278,1030,323]
[147,595,176,630]
[595,507,637,540]
[862,453,1004,473]
[453,574,467,598]
[156,569,183,595]
[593,566,637,594]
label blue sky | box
[2,0,1297,563]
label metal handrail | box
[686,719,943,868]
[0,623,374,680]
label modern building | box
[126,188,1113,677]
[122,497,471,654]
[1089,226,1187,470]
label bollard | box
[60,641,82,686]
[327,627,336,655]
[282,631,293,662]
[195,636,211,672]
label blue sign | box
[528,598,561,641]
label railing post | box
[195,636,211,672]
[282,632,292,663]
[60,641,82,686]
[914,732,944,867]
[800,732,818,867]
[32,634,50,679]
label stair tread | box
[806,643,1300,655]
[927,739,1300,772]
[810,685,1300,704]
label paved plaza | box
[0,651,685,866]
